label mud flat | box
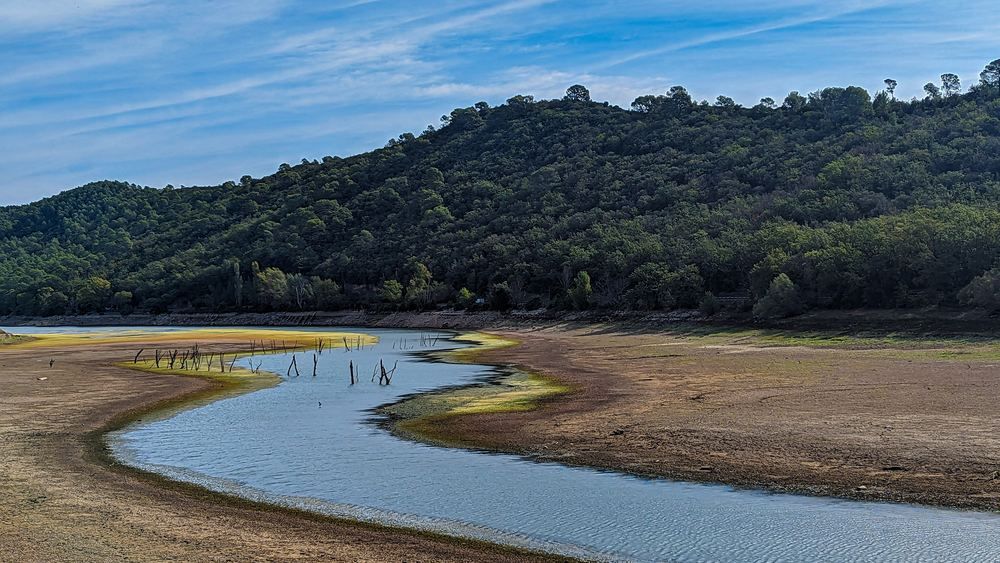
[402,324,1000,510]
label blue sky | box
[1,0,997,204]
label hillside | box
[5,64,1000,317]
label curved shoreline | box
[0,329,559,562]
[386,327,1000,512]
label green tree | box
[379,280,403,304]
[958,269,1000,311]
[941,73,961,96]
[286,273,313,309]
[564,84,591,102]
[403,258,433,305]
[456,287,475,309]
[883,78,897,98]
[255,267,288,308]
[699,292,721,316]
[626,263,675,309]
[36,287,69,316]
[75,276,111,312]
[112,290,133,314]
[980,59,1000,88]
[489,282,513,311]
[752,274,803,320]
[568,271,592,309]
[312,278,342,310]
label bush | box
[752,274,802,320]
[699,292,721,316]
[958,269,1000,311]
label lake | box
[19,326,995,562]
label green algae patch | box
[0,331,34,346]
[381,331,571,447]
[4,328,377,351]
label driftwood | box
[349,360,356,385]
[312,353,318,377]
[133,348,144,364]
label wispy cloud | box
[1,0,998,203]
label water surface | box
[48,326,1000,561]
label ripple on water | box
[100,327,1000,563]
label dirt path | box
[0,332,552,562]
[420,325,1000,510]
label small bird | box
[49,359,54,368]
[318,401,322,408]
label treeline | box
[4,60,1000,318]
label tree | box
[286,273,313,310]
[311,278,341,310]
[958,269,1000,311]
[714,96,738,110]
[630,95,658,113]
[980,59,1000,88]
[506,94,535,106]
[626,263,675,309]
[378,280,403,304]
[230,259,244,307]
[884,78,898,98]
[255,267,288,308]
[941,73,961,96]
[403,258,433,305]
[489,282,513,311]
[782,91,806,110]
[752,274,803,320]
[699,292,721,316]
[36,287,69,316]
[75,276,111,312]
[112,290,133,314]
[456,287,475,309]
[667,265,705,308]
[568,271,592,309]
[564,84,591,102]
[923,83,942,100]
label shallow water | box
[23,326,1000,562]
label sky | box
[1,0,998,204]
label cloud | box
[3,0,1000,203]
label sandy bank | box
[395,325,1000,510]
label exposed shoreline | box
[0,330,557,561]
[5,307,1000,336]
[381,325,1000,512]
[5,314,1000,560]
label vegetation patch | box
[2,328,377,351]
[382,332,571,446]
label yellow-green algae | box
[4,328,377,351]
[383,332,571,446]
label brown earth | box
[0,332,555,562]
[421,325,1000,510]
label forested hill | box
[5,62,1000,318]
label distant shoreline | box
[3,307,999,336]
